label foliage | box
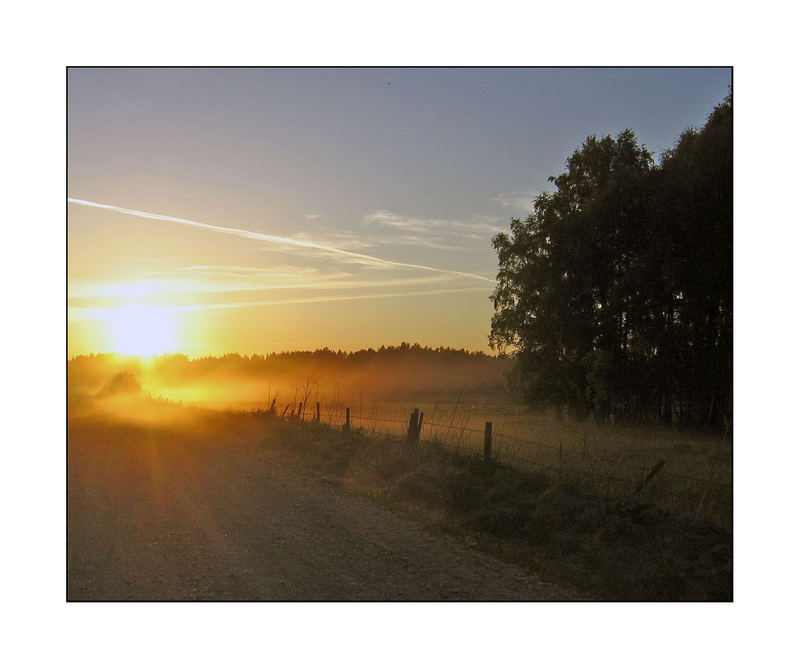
[279,418,731,600]
[490,95,732,429]
[68,344,511,399]
[100,371,142,396]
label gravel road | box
[68,419,576,601]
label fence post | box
[316,401,320,423]
[298,402,303,421]
[344,407,350,432]
[407,409,420,443]
[417,412,424,440]
[484,422,493,464]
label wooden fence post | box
[407,409,420,443]
[298,402,303,421]
[417,412,424,440]
[344,408,350,432]
[484,422,493,464]
[316,401,320,423]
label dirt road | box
[68,417,576,601]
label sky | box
[67,67,732,357]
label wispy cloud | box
[69,285,491,320]
[292,230,376,252]
[68,266,476,301]
[305,213,321,220]
[68,267,348,299]
[174,285,491,312]
[364,210,505,237]
[374,235,471,251]
[68,198,494,282]
[493,190,541,212]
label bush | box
[100,372,142,396]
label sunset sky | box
[67,67,732,357]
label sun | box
[108,304,178,357]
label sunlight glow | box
[108,305,178,357]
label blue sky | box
[67,67,732,355]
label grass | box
[119,371,731,528]
[68,393,732,600]
[295,392,732,530]
[270,417,732,601]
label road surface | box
[68,418,577,601]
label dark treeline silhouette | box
[68,343,510,400]
[490,94,732,430]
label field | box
[67,352,733,600]
[164,388,733,529]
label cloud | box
[493,190,541,212]
[305,213,321,220]
[175,285,491,312]
[68,198,494,282]
[292,230,376,251]
[68,267,475,303]
[68,285,491,320]
[364,210,505,237]
[375,235,471,251]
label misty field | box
[68,349,732,600]
[70,349,732,528]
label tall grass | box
[286,388,732,529]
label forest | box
[67,344,511,404]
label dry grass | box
[67,392,732,600]
[285,390,732,529]
[271,417,732,601]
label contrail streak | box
[68,198,494,283]
[173,286,491,312]
[67,286,491,320]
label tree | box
[490,94,732,429]
[650,94,733,428]
[490,130,654,419]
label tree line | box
[68,344,510,397]
[490,94,732,430]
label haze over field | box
[68,346,511,410]
[68,67,731,358]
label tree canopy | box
[490,94,732,430]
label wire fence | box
[263,400,732,529]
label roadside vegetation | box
[268,415,732,601]
[69,371,731,601]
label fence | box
[264,400,732,529]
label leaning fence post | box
[484,422,493,464]
[417,412,424,440]
[633,458,666,496]
[315,401,320,423]
[298,402,303,421]
[344,408,350,432]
